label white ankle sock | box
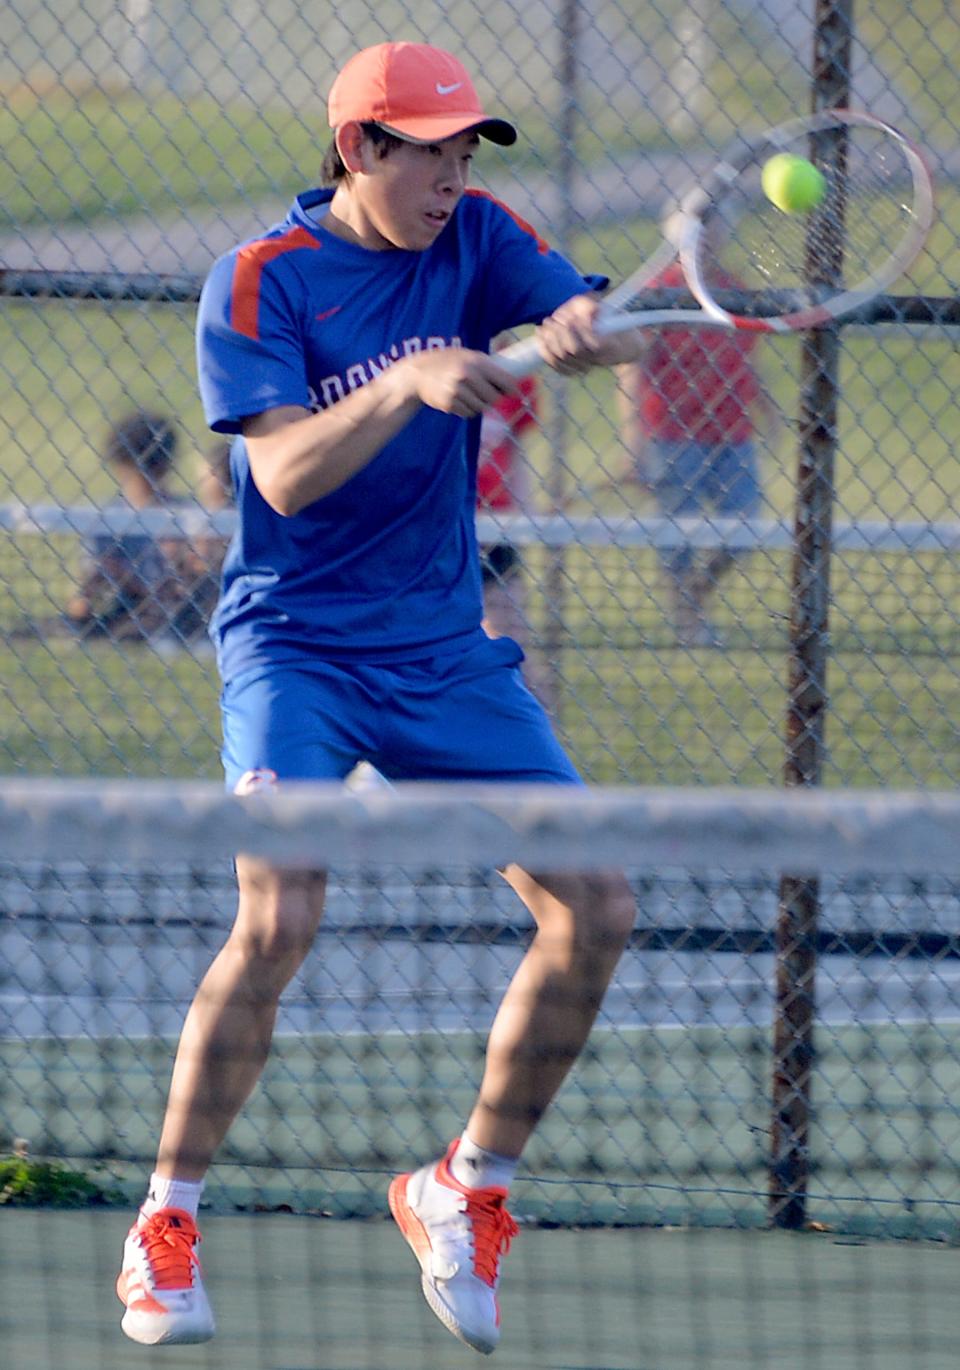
[449,1132,519,1192]
[139,1172,204,1222]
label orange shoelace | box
[466,1191,519,1287]
[138,1211,201,1290]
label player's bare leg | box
[119,860,326,1345]
[467,867,635,1155]
[389,868,634,1352]
[157,859,327,1177]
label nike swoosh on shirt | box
[435,81,462,95]
[315,306,343,323]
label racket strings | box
[703,128,920,315]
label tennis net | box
[3,779,960,1368]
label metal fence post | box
[770,0,855,1230]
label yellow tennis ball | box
[761,154,826,214]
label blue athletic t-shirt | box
[196,186,605,681]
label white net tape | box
[2,779,958,875]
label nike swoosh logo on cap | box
[435,81,462,96]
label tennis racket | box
[498,108,933,377]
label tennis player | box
[117,40,642,1354]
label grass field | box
[3,17,960,788]
[2,283,959,784]
[4,0,956,224]
[3,587,957,784]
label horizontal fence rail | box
[4,504,959,554]
[5,270,960,324]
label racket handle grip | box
[496,312,648,378]
[495,335,543,378]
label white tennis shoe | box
[389,1140,518,1355]
[116,1208,215,1345]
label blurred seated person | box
[170,439,235,642]
[65,410,182,641]
[65,412,220,645]
[196,437,233,513]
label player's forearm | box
[244,368,423,516]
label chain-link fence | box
[4,780,960,1236]
[3,0,958,788]
[2,2,960,1234]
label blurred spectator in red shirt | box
[617,216,778,646]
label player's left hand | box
[534,294,604,375]
[538,294,637,375]
[536,293,646,374]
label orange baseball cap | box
[328,42,517,147]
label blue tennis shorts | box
[221,634,582,792]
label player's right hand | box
[398,348,519,419]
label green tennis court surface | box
[4,1209,958,1370]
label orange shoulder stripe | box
[230,226,322,340]
[465,189,551,255]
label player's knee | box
[233,920,314,970]
[232,867,326,977]
[592,872,637,947]
[567,872,636,952]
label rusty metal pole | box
[770,0,854,1230]
[541,0,581,720]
